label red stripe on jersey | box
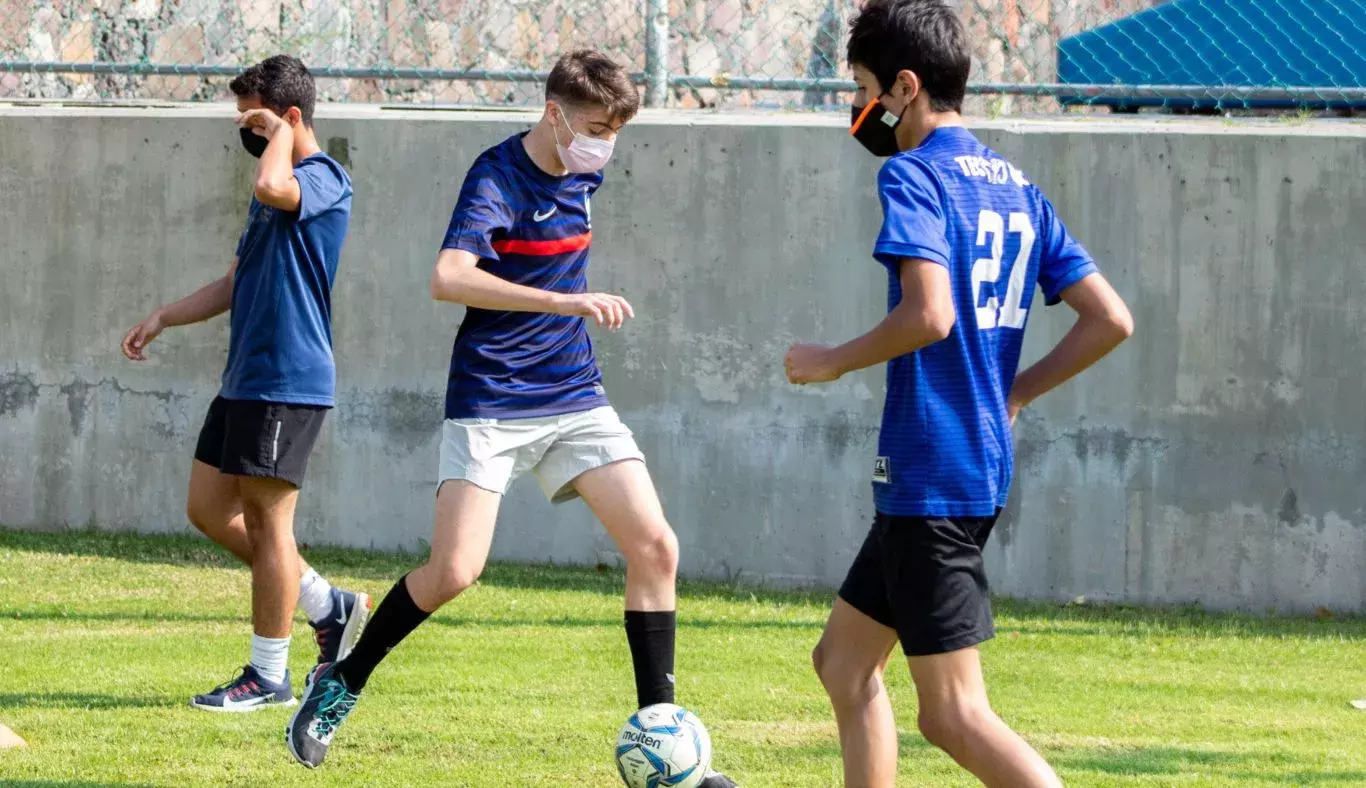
[492,232,592,256]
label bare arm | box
[430,247,635,329]
[121,259,236,361]
[239,109,302,212]
[1008,273,1133,421]
[785,259,955,384]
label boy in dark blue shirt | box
[785,2,1133,785]
[286,51,735,787]
[121,55,368,712]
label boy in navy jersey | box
[287,51,735,786]
[785,2,1133,785]
[121,55,367,712]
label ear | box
[284,106,304,127]
[894,69,923,104]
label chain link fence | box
[1,1,1363,114]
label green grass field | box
[1,528,1364,787]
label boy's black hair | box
[230,55,317,126]
[546,50,641,123]
[847,0,971,113]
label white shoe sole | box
[190,696,298,713]
[336,592,372,663]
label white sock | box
[249,633,290,686]
[298,568,336,624]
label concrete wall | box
[1,106,1364,614]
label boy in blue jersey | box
[785,2,1134,786]
[121,56,368,712]
[286,51,735,786]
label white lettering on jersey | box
[954,155,1029,187]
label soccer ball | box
[615,703,713,788]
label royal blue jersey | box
[872,127,1097,517]
[221,153,352,406]
[441,134,608,420]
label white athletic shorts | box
[438,406,645,503]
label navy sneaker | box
[309,588,371,668]
[190,664,295,713]
[286,662,360,768]
[700,771,739,788]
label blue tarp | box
[1057,0,1366,109]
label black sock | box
[336,574,430,692]
[624,610,676,708]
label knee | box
[918,701,991,755]
[425,558,484,604]
[185,499,214,532]
[813,640,880,707]
[625,527,679,580]
[240,500,273,535]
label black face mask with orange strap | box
[849,96,904,157]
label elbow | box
[252,178,288,205]
[1107,304,1135,343]
[430,267,464,303]
[1086,305,1134,348]
[429,270,451,302]
[924,305,956,343]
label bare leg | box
[239,477,301,639]
[186,460,317,577]
[909,647,1062,788]
[813,598,900,788]
[572,459,678,611]
[405,480,503,612]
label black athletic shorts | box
[193,396,328,488]
[838,510,1000,657]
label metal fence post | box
[644,0,669,107]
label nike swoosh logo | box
[533,206,557,222]
[335,606,348,626]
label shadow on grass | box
[0,692,173,710]
[0,610,245,624]
[1056,746,1366,784]
[5,527,1364,640]
[0,607,820,632]
[6,783,163,788]
[0,527,417,582]
[780,731,938,760]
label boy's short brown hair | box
[545,50,640,123]
[230,54,317,125]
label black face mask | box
[850,96,904,157]
[239,127,269,158]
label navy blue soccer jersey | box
[440,134,608,420]
[222,153,352,406]
[872,126,1097,517]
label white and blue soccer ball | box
[615,703,713,788]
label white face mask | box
[552,105,616,173]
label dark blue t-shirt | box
[440,134,608,420]
[221,153,352,407]
[872,127,1097,517]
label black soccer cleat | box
[700,770,739,787]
